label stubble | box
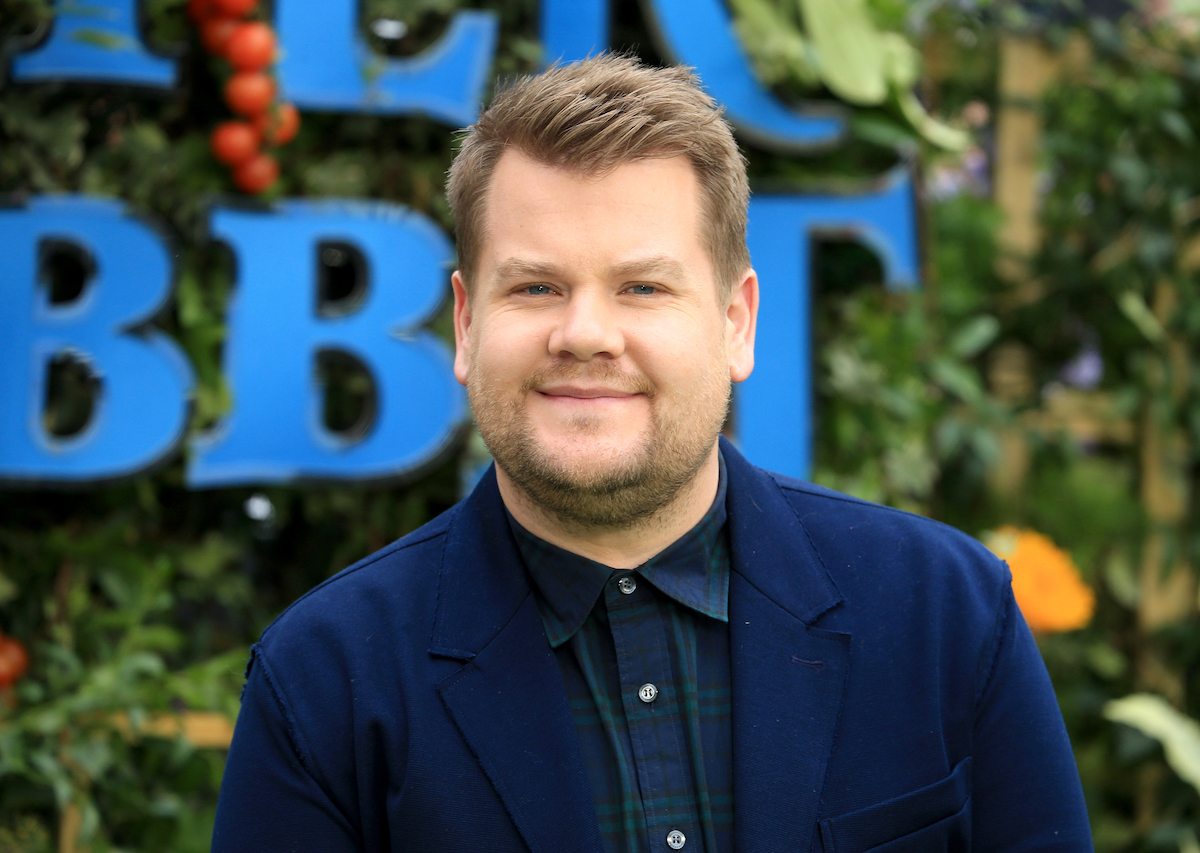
[468,358,729,532]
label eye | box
[523,283,556,296]
[625,283,657,295]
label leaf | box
[896,90,970,152]
[1179,235,1200,272]
[0,569,17,606]
[1117,290,1166,342]
[1180,827,1200,853]
[1161,109,1194,144]
[1110,153,1150,198]
[1103,550,1139,609]
[928,356,983,404]
[1136,228,1175,269]
[882,33,919,90]
[949,315,1000,359]
[180,533,240,581]
[850,112,918,149]
[1089,226,1138,274]
[1085,642,1127,679]
[797,0,888,105]
[729,0,819,87]
[1104,693,1200,795]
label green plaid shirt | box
[508,455,733,853]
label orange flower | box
[984,526,1094,634]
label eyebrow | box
[493,258,560,281]
[609,255,686,282]
[492,255,686,283]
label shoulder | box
[256,503,461,656]
[770,470,979,540]
[764,469,1011,618]
[747,468,1020,711]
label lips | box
[535,385,640,399]
[521,366,655,399]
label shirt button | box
[618,576,637,595]
[666,829,686,849]
[638,683,658,703]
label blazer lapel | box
[723,441,851,853]
[430,468,604,853]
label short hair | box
[447,53,751,299]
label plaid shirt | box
[508,455,732,853]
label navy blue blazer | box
[212,439,1092,852]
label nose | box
[547,288,625,361]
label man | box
[213,55,1092,852]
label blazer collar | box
[721,434,844,624]
[722,437,850,853]
[428,464,532,660]
[429,464,605,853]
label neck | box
[496,445,721,569]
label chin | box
[470,371,727,529]
[491,431,713,531]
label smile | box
[535,385,642,400]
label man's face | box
[452,151,757,529]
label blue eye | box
[626,284,657,295]
[525,284,555,295]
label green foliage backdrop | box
[3,0,1200,850]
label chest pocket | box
[818,757,971,853]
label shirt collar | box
[508,452,730,648]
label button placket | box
[605,577,689,852]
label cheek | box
[469,324,536,384]
[643,321,727,376]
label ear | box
[726,268,758,383]
[452,270,471,387]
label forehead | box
[476,151,709,275]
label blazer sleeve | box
[971,583,1093,852]
[211,646,364,852]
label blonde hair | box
[447,53,750,297]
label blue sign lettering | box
[11,0,177,88]
[738,170,919,477]
[541,0,608,63]
[0,196,192,483]
[0,2,923,485]
[541,0,845,150]
[275,0,498,125]
[189,200,465,487]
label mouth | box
[535,385,641,400]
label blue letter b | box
[189,200,465,487]
[0,196,192,483]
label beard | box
[468,357,730,532]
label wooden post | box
[995,36,1057,284]
[58,804,82,853]
[1136,280,1194,696]
[990,33,1091,499]
[994,32,1092,283]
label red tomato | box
[0,637,29,689]
[233,153,280,194]
[254,102,300,146]
[200,17,240,56]
[211,0,257,16]
[226,22,276,71]
[225,72,276,117]
[186,0,212,24]
[210,121,260,165]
